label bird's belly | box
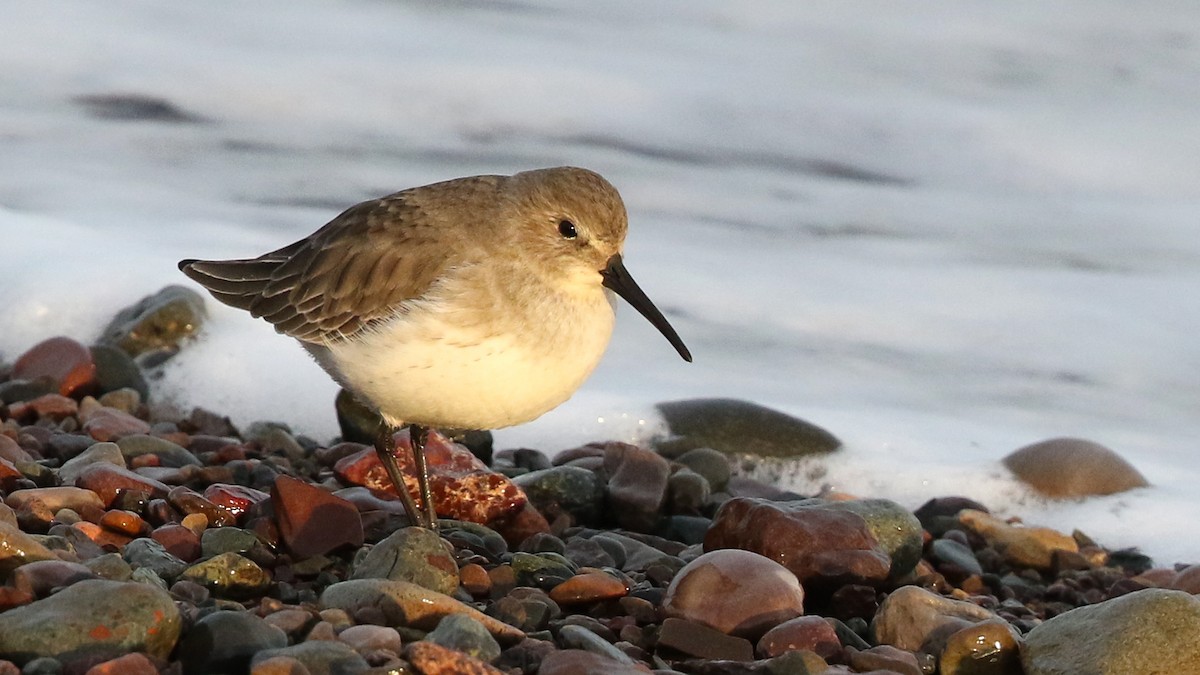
[319,306,615,430]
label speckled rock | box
[1023,588,1200,675]
[351,526,457,595]
[664,549,805,639]
[656,398,841,460]
[404,640,506,675]
[98,285,206,359]
[176,610,288,675]
[179,552,270,598]
[958,509,1078,571]
[1003,437,1149,498]
[334,428,525,524]
[0,579,180,664]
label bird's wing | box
[180,195,451,343]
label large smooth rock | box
[1004,437,1149,498]
[0,579,180,665]
[663,549,805,639]
[1023,588,1200,674]
[12,337,97,397]
[512,466,606,525]
[656,398,841,460]
[705,497,892,588]
[272,475,364,559]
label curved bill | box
[600,254,693,362]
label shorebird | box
[180,167,691,528]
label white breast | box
[308,283,617,431]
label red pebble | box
[333,428,526,524]
[151,523,202,562]
[100,509,146,537]
[204,483,269,520]
[12,336,97,397]
[272,475,364,559]
[75,463,170,508]
[83,407,152,442]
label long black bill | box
[600,254,693,362]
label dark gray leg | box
[373,424,428,528]
[408,423,438,530]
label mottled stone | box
[664,549,804,639]
[1004,437,1149,498]
[0,579,180,664]
[756,615,842,659]
[176,610,288,675]
[872,585,999,653]
[12,337,97,397]
[958,510,1078,571]
[99,285,206,358]
[123,537,189,580]
[180,552,270,598]
[512,466,606,524]
[333,428,525,524]
[201,526,260,557]
[656,398,841,459]
[272,475,364,559]
[319,579,524,644]
[1023,589,1200,675]
[351,526,457,595]
[706,497,891,588]
[404,640,505,675]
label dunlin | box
[180,166,691,528]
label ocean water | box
[2,1,1198,564]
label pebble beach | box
[0,286,1196,675]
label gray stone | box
[200,527,260,557]
[351,526,458,595]
[1023,588,1200,674]
[666,467,710,515]
[122,537,188,581]
[116,434,201,467]
[425,614,502,662]
[930,538,983,577]
[176,609,287,675]
[90,345,150,401]
[656,398,841,460]
[675,446,732,492]
[558,624,640,665]
[251,640,369,675]
[0,579,180,665]
[604,443,670,532]
[58,442,125,485]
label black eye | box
[558,219,578,239]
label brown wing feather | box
[179,189,462,343]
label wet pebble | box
[350,526,457,595]
[664,549,805,639]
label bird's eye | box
[558,219,578,239]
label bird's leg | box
[373,423,428,528]
[408,423,438,530]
